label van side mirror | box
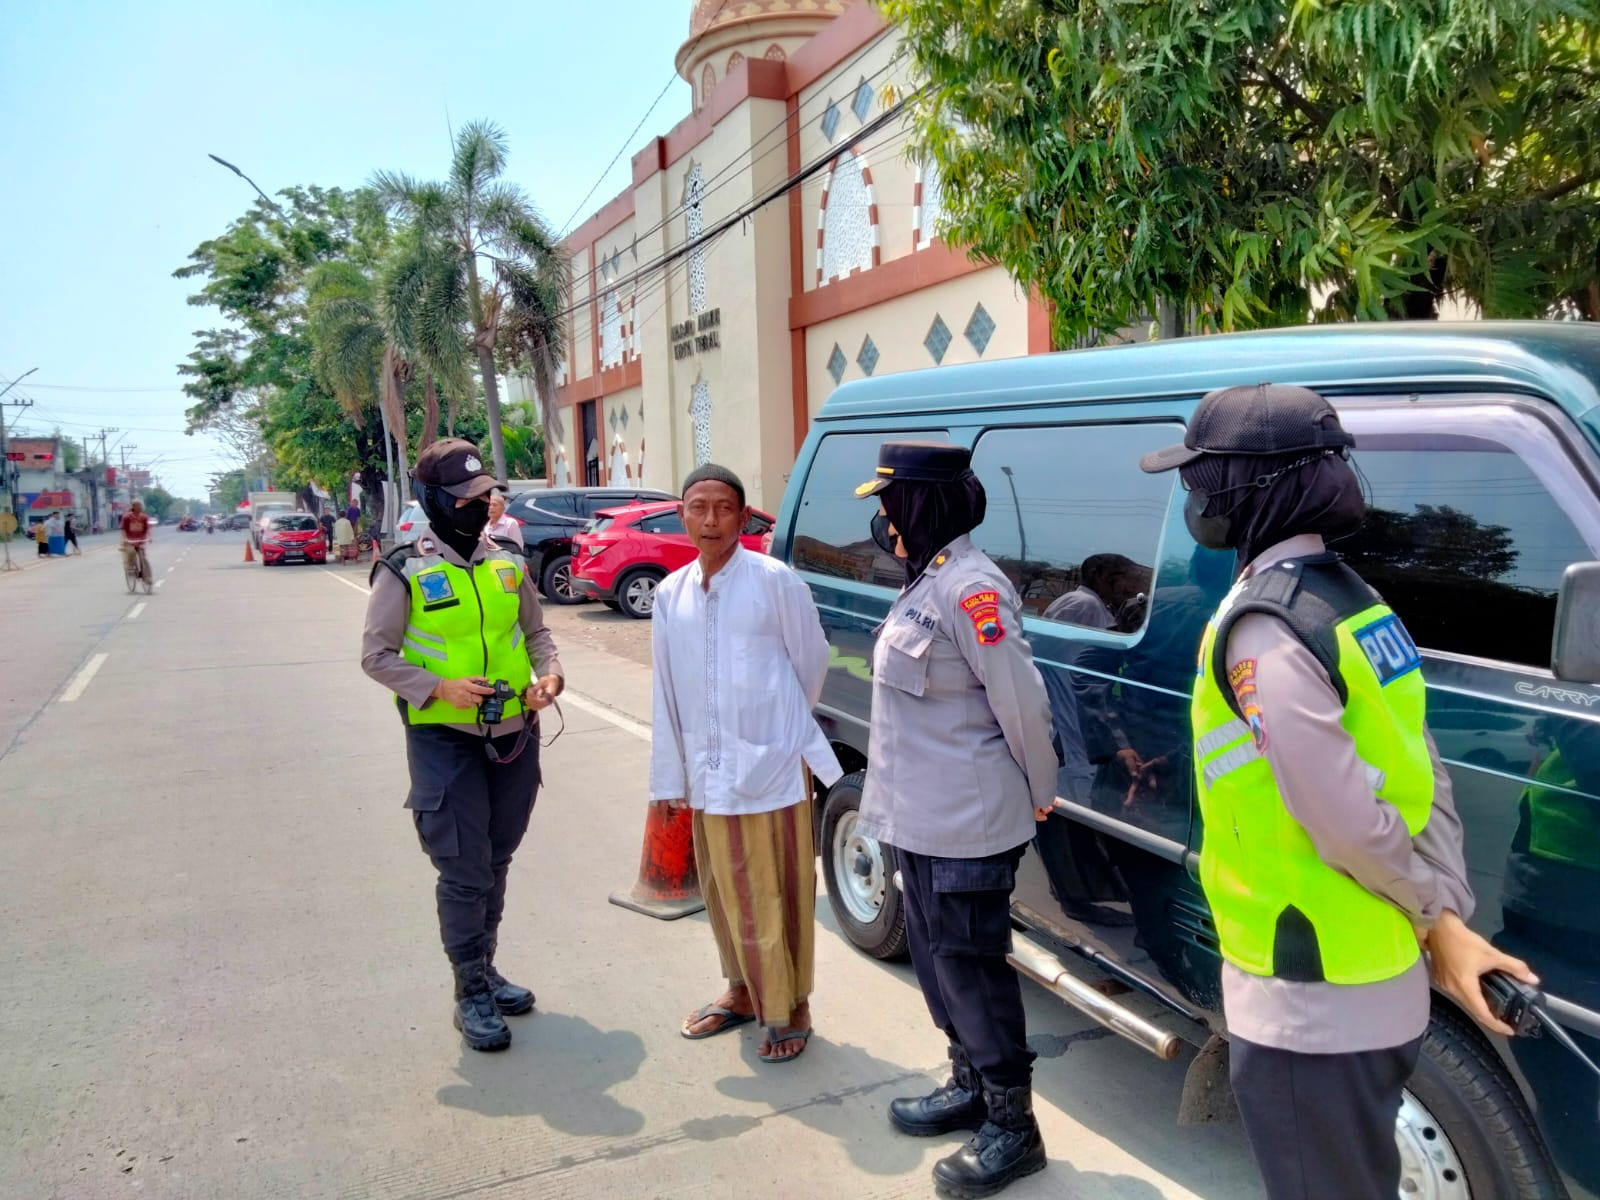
[1552,562,1600,683]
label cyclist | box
[120,501,153,587]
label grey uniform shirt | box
[360,534,564,737]
[1218,534,1474,1053]
[859,534,1057,858]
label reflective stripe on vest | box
[400,552,535,725]
[1192,600,1435,985]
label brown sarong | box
[691,791,816,1027]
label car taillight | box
[399,521,412,531]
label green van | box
[775,322,1600,1200]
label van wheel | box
[1398,1004,1564,1199]
[819,771,906,960]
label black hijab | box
[1181,449,1366,570]
[880,470,988,584]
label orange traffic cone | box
[609,802,705,920]
[243,538,254,563]
[371,536,380,564]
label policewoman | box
[361,439,565,1053]
[1140,385,1537,1199]
[854,441,1058,1198]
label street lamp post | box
[208,155,285,216]
[999,465,1027,566]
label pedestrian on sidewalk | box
[319,510,335,550]
[64,512,81,555]
[333,513,355,562]
[34,519,48,557]
[361,438,566,1054]
[651,464,841,1065]
[855,442,1058,1197]
[484,492,523,549]
[45,511,64,555]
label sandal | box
[681,1003,756,1040]
[759,1027,813,1064]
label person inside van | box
[1141,382,1540,1200]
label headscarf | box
[1180,449,1365,570]
[879,470,988,584]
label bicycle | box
[122,542,152,595]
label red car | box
[571,501,774,618]
[259,512,328,566]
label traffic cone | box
[371,536,380,564]
[243,538,254,563]
[609,802,705,920]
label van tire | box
[819,772,907,960]
[539,553,582,605]
[616,568,664,619]
[1401,1004,1564,1199]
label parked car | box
[259,512,327,566]
[393,501,430,548]
[571,501,774,618]
[506,486,675,604]
[775,322,1600,1200]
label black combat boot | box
[452,959,512,1052]
[889,1044,987,1136]
[931,1084,1047,1198]
[484,939,535,1016]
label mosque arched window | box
[685,164,708,314]
[819,151,875,284]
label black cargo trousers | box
[897,843,1035,1089]
[403,722,542,966]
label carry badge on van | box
[1355,614,1422,685]
[417,570,456,609]
[961,589,1006,646]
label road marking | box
[165,567,175,574]
[154,579,165,590]
[60,653,109,704]
[319,567,371,595]
[127,602,146,621]
[561,689,652,743]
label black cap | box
[1140,383,1355,473]
[855,440,971,498]
[414,438,503,499]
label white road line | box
[154,579,165,590]
[60,653,109,704]
[127,602,146,621]
[319,567,371,595]
[165,567,175,574]
[561,689,652,743]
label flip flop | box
[681,1003,756,1040]
[759,1027,813,1064]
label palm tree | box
[372,120,570,483]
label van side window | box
[1337,439,1591,667]
[968,424,1181,631]
[793,432,944,587]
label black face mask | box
[1183,488,1235,550]
[870,512,898,557]
[417,481,491,558]
[442,497,490,541]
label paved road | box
[0,536,1263,1199]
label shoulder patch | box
[1229,657,1258,704]
[496,566,519,593]
[1244,702,1268,751]
[961,589,1005,646]
[416,570,455,605]
[1354,613,1422,685]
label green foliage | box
[51,428,82,472]
[882,0,1600,341]
[372,120,571,479]
[141,486,177,521]
[210,469,249,511]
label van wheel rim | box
[1396,1090,1469,1199]
[831,809,885,925]
[624,576,656,613]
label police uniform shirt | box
[1217,533,1475,1054]
[859,534,1057,858]
[361,533,563,736]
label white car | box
[394,502,432,548]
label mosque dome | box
[678,0,848,111]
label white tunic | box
[650,546,843,814]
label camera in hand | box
[479,679,516,725]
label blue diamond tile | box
[826,343,848,384]
[619,406,629,429]
[965,303,996,356]
[852,78,874,122]
[609,409,618,431]
[857,334,879,377]
[924,314,952,364]
[821,101,841,142]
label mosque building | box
[544,0,1051,508]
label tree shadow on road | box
[436,1010,646,1137]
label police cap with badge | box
[854,440,972,497]
[416,438,506,499]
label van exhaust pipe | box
[1008,938,1183,1061]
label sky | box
[0,0,694,500]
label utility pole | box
[95,428,118,531]
[0,379,38,572]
